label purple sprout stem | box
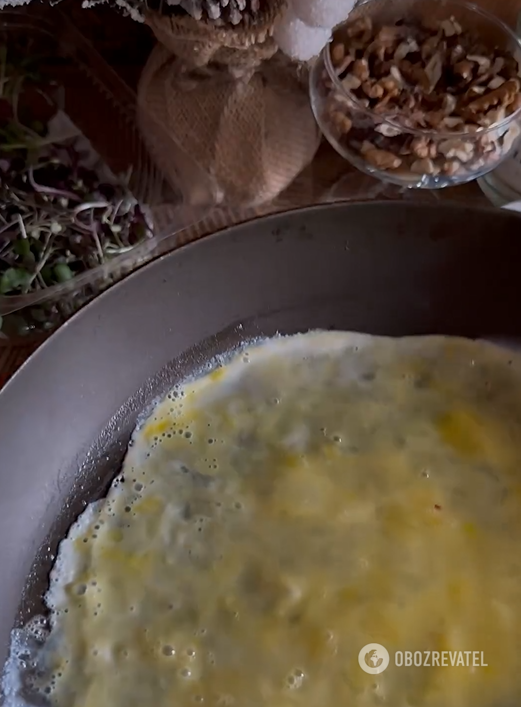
[23,231,55,293]
[28,166,82,204]
[89,211,105,264]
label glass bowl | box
[310,0,521,188]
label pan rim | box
[0,198,508,398]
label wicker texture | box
[137,7,320,207]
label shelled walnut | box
[320,8,521,186]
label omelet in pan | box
[8,332,521,707]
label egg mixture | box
[20,333,521,707]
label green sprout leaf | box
[13,238,30,257]
[0,267,31,294]
[53,263,73,283]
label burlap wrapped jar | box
[137,8,321,207]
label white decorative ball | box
[291,0,358,29]
[273,7,332,61]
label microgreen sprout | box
[0,40,153,335]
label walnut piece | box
[411,137,436,159]
[395,38,419,63]
[442,94,457,115]
[346,16,373,45]
[450,45,465,64]
[438,139,474,163]
[352,59,370,82]
[329,110,353,135]
[425,52,443,91]
[334,54,355,76]
[488,76,505,90]
[331,43,346,67]
[411,158,438,175]
[467,54,492,75]
[375,122,403,137]
[440,17,462,37]
[363,146,403,169]
[441,116,464,129]
[375,25,404,47]
[454,60,474,80]
[362,80,384,99]
[442,160,461,176]
[342,74,362,91]
[464,79,520,119]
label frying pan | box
[1,200,521,683]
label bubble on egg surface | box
[286,668,305,690]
